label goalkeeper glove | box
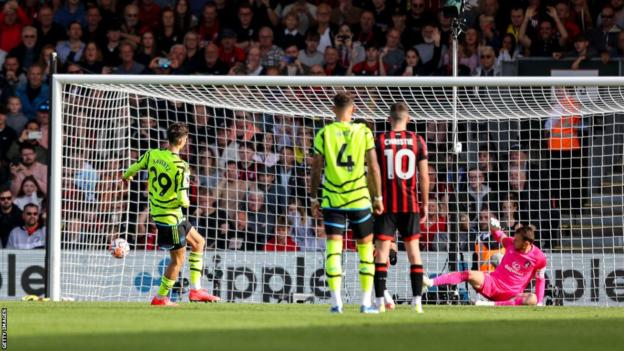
[490,217,501,231]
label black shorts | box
[155,220,192,250]
[323,209,373,239]
[374,213,420,241]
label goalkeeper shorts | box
[155,220,192,250]
[322,209,373,239]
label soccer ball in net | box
[110,238,130,259]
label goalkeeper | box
[310,92,384,314]
[123,122,219,306]
[423,218,547,306]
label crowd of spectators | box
[1,0,623,85]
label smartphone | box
[28,131,43,140]
[158,58,171,69]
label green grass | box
[2,302,624,351]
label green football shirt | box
[313,121,375,210]
[123,148,190,225]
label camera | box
[27,131,43,140]
[157,58,171,69]
[283,56,296,64]
[336,34,351,41]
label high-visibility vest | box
[474,242,505,272]
[549,96,581,151]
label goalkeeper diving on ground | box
[123,122,219,306]
[424,218,547,306]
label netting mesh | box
[57,79,624,305]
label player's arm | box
[489,217,509,244]
[534,259,547,306]
[310,129,325,217]
[417,136,429,223]
[365,148,383,215]
[177,163,191,209]
[123,150,150,180]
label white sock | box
[412,296,422,306]
[375,297,384,307]
[361,290,372,307]
[191,281,201,290]
[331,290,343,307]
[384,290,394,304]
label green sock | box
[157,276,175,297]
[189,251,203,290]
[357,242,375,295]
[325,239,343,292]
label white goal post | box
[50,75,624,305]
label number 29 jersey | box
[376,131,427,213]
[313,121,375,210]
[123,148,190,225]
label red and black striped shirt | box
[376,131,428,213]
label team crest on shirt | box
[524,260,532,268]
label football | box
[110,238,130,258]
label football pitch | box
[2,302,624,351]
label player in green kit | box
[310,92,384,314]
[123,123,219,306]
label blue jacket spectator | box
[15,65,49,120]
[54,0,86,28]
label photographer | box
[279,44,306,76]
[6,119,47,165]
[333,24,365,69]
[148,44,188,75]
[10,144,48,197]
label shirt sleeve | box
[123,150,150,179]
[313,128,325,156]
[176,162,190,209]
[365,126,375,151]
[534,256,547,305]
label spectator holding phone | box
[10,144,48,196]
[6,120,47,164]
[279,44,305,75]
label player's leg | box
[185,224,220,302]
[491,293,537,306]
[152,223,185,306]
[373,213,394,312]
[427,270,485,290]
[350,210,376,313]
[153,246,186,306]
[401,213,425,313]
[323,210,347,313]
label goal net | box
[50,76,624,306]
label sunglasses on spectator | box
[0,196,12,200]
[25,212,39,216]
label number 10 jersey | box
[376,131,427,214]
[123,148,190,225]
[313,121,375,210]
